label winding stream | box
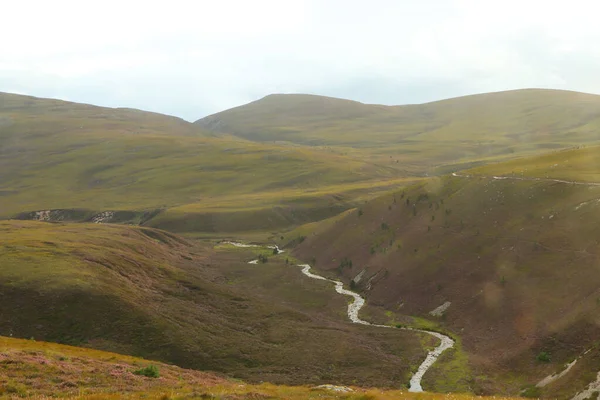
[227,237,456,392]
[298,264,454,393]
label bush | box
[381,222,389,230]
[536,351,551,363]
[358,209,363,216]
[258,254,268,263]
[134,365,160,378]
[339,257,352,269]
[521,385,541,398]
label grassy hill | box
[0,220,439,390]
[286,145,600,397]
[5,89,600,236]
[196,89,600,174]
[0,92,410,235]
[0,337,524,399]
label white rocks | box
[91,211,114,223]
[297,263,454,393]
[313,384,353,393]
[429,301,451,317]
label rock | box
[312,384,353,393]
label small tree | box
[537,352,551,363]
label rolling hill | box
[196,89,600,174]
[0,220,435,389]
[0,92,410,235]
[286,145,600,398]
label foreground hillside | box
[0,220,438,389]
[0,336,522,399]
[288,146,600,398]
[197,89,600,174]
[0,91,412,235]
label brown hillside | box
[288,151,600,397]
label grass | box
[0,220,435,389]
[0,336,524,399]
[288,148,600,395]
[4,89,600,235]
[0,91,417,234]
[469,144,600,182]
[197,89,600,175]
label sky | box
[2,0,600,121]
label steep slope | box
[0,92,406,234]
[196,89,600,173]
[287,146,600,397]
[0,220,431,389]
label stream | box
[226,238,455,392]
[298,263,454,393]
[224,238,454,392]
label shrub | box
[536,351,551,363]
[358,209,363,216]
[134,365,160,378]
[370,247,376,255]
[258,254,268,263]
[272,248,278,255]
[381,222,389,230]
[522,385,541,398]
[339,257,353,269]
[350,280,357,290]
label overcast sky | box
[2,0,600,121]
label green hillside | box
[196,89,600,174]
[286,146,600,398]
[0,220,432,389]
[0,92,409,235]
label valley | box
[2,89,600,398]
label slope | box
[0,220,431,389]
[196,89,600,174]
[286,145,600,397]
[0,92,407,234]
[0,337,523,399]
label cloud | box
[2,0,600,120]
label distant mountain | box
[196,89,600,171]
